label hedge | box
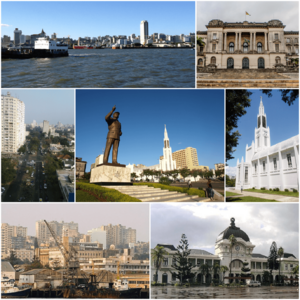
[133,182,206,197]
[76,182,141,202]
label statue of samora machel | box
[103,105,122,164]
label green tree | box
[226,90,252,161]
[190,170,199,181]
[25,259,43,271]
[292,265,299,276]
[131,172,138,182]
[179,168,190,182]
[8,250,17,266]
[197,37,206,47]
[262,271,271,285]
[241,261,251,284]
[203,170,213,179]
[277,246,284,284]
[229,234,237,282]
[267,241,279,283]
[226,175,236,187]
[199,262,212,284]
[154,170,162,182]
[212,263,220,284]
[171,169,179,181]
[151,246,168,284]
[142,169,152,181]
[1,158,16,184]
[261,89,298,106]
[220,265,229,283]
[171,234,196,284]
[18,144,26,153]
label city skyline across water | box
[2,204,149,241]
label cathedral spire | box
[164,124,169,141]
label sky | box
[2,203,149,242]
[151,203,299,257]
[1,89,74,125]
[197,1,299,31]
[76,89,224,171]
[1,2,195,39]
[226,90,299,177]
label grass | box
[226,192,241,196]
[244,189,299,197]
[226,196,278,202]
[76,190,101,202]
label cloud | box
[225,166,236,177]
[1,24,10,27]
[178,142,182,144]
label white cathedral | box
[159,125,176,171]
[235,97,299,191]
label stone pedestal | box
[90,164,132,185]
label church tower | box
[254,97,271,153]
[159,125,176,171]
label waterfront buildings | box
[14,28,22,46]
[197,19,299,69]
[235,98,299,191]
[152,218,298,284]
[140,20,149,45]
[1,92,26,153]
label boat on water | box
[113,278,142,298]
[73,45,94,49]
[1,277,32,298]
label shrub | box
[274,188,279,191]
[261,187,266,190]
[174,283,181,287]
[198,187,204,191]
[284,189,289,192]
[269,188,272,191]
[293,189,298,193]
[252,187,255,189]
[76,182,141,202]
[159,177,171,185]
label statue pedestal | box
[90,164,132,185]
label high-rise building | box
[14,28,22,45]
[140,20,149,45]
[159,126,176,171]
[42,120,50,134]
[1,92,25,153]
[172,147,209,171]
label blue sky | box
[226,90,299,175]
[1,2,195,39]
[76,89,224,171]
[1,89,74,125]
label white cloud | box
[1,24,10,27]
[225,166,236,177]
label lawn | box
[226,192,241,197]
[244,189,299,198]
[226,196,278,202]
[76,189,99,202]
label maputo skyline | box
[2,204,149,242]
[1,2,195,38]
[1,89,74,125]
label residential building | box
[197,19,299,70]
[14,28,22,45]
[1,92,26,153]
[42,120,50,134]
[140,20,149,45]
[235,97,299,191]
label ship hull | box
[1,287,32,298]
[2,49,68,59]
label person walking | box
[188,179,192,189]
[207,179,214,201]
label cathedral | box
[235,98,299,191]
[159,125,176,171]
[151,218,298,284]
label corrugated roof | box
[156,244,176,251]
[284,253,297,259]
[20,269,44,275]
[1,261,15,272]
[252,253,268,258]
[190,249,214,256]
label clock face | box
[235,245,240,251]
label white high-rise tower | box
[140,20,149,45]
[159,125,176,171]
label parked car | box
[44,183,47,189]
[248,280,261,287]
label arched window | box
[257,42,262,53]
[198,58,203,66]
[275,56,281,64]
[229,42,234,53]
[243,42,248,53]
[211,56,216,64]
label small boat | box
[113,278,141,297]
[1,277,32,298]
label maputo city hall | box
[197,19,299,70]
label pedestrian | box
[207,179,214,201]
[188,179,192,189]
[241,186,243,193]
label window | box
[212,44,216,52]
[275,56,281,64]
[243,42,248,53]
[296,48,299,54]
[245,167,248,183]
[262,116,266,128]
[257,42,262,53]
[263,161,266,172]
[255,163,257,174]
[213,33,217,40]
[275,44,279,52]
[275,33,279,40]
[257,137,260,147]
[258,117,261,128]
[273,158,277,171]
[211,56,216,64]
[286,38,290,43]
[287,154,292,168]
[163,258,168,266]
[229,42,234,53]
[198,58,203,66]
[295,38,298,43]
[264,136,267,146]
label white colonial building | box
[235,98,299,191]
[197,19,299,69]
[152,218,298,285]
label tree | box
[261,89,298,106]
[25,259,43,271]
[212,263,220,284]
[83,172,91,180]
[190,170,199,181]
[197,37,206,47]
[151,246,168,284]
[220,265,229,283]
[277,246,284,284]
[203,170,213,179]
[142,169,152,181]
[292,265,299,276]
[226,90,252,161]
[8,250,17,266]
[241,261,251,284]
[18,144,26,153]
[2,158,16,184]
[131,172,138,182]
[179,168,190,182]
[171,170,179,181]
[229,234,237,282]
[267,241,279,283]
[170,234,196,284]
[199,262,212,284]
[262,271,271,285]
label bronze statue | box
[103,105,122,164]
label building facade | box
[197,19,299,70]
[1,92,26,153]
[235,98,299,191]
[152,218,298,284]
[159,126,177,171]
[140,20,149,45]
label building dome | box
[216,218,250,242]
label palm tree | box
[197,37,206,47]
[151,246,168,284]
[212,263,220,284]
[278,246,284,284]
[220,265,229,283]
[229,234,237,282]
[199,262,212,284]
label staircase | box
[103,185,211,202]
